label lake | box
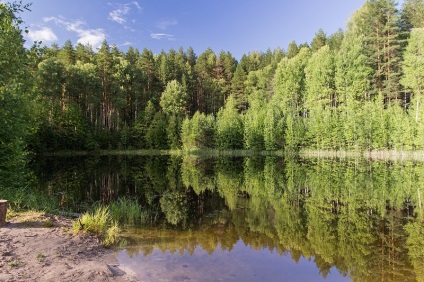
[31,154,424,281]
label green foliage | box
[109,197,150,226]
[166,115,183,149]
[310,28,327,52]
[401,28,424,135]
[0,2,32,190]
[72,205,121,247]
[74,206,110,235]
[264,105,285,150]
[3,0,424,157]
[273,47,310,114]
[216,96,244,149]
[181,111,215,149]
[145,112,168,149]
[160,80,188,117]
[305,45,336,149]
[159,192,188,226]
[401,0,424,29]
[244,108,265,150]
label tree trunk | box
[0,200,8,227]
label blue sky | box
[12,0,402,59]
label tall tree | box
[401,0,424,30]
[75,43,93,63]
[231,64,248,112]
[215,95,244,149]
[401,28,424,147]
[160,80,188,117]
[327,29,344,52]
[95,40,114,130]
[139,48,158,104]
[195,48,217,113]
[287,40,299,59]
[0,2,33,190]
[311,28,327,52]
[273,47,311,114]
[352,0,402,101]
[57,40,76,67]
[305,45,337,149]
[335,27,373,149]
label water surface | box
[31,155,424,281]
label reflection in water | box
[32,155,424,281]
[118,240,348,282]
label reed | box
[73,206,109,235]
[72,206,121,247]
[109,197,150,226]
[72,197,154,246]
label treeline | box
[4,1,424,156]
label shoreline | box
[38,148,424,161]
[0,211,137,282]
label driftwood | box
[57,210,81,218]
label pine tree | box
[327,29,344,52]
[352,0,402,101]
[231,64,248,112]
[401,0,424,30]
[57,40,76,67]
[95,40,114,130]
[311,28,327,52]
[287,40,299,59]
[75,43,93,63]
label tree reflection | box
[32,155,424,281]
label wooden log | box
[0,200,8,227]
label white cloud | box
[27,27,58,43]
[109,6,130,24]
[119,41,133,47]
[156,19,178,30]
[44,16,106,48]
[77,29,106,47]
[108,2,141,25]
[150,33,175,41]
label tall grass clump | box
[109,197,150,226]
[72,206,120,247]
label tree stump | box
[0,200,8,227]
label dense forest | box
[23,0,424,152]
[2,1,424,187]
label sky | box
[8,0,404,59]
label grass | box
[109,197,151,226]
[36,253,45,262]
[8,260,20,267]
[72,206,120,247]
[42,218,54,227]
[75,206,109,235]
[72,197,155,247]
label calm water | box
[31,155,424,281]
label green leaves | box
[160,80,188,117]
[0,2,32,190]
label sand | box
[0,212,137,282]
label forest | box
[1,0,424,188]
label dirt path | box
[0,212,137,282]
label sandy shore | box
[0,212,137,282]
